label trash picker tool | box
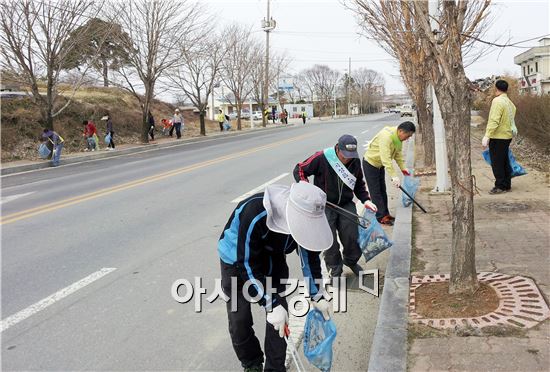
[325,201,370,227]
[399,185,427,213]
[284,325,306,372]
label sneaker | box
[386,215,396,221]
[489,187,506,195]
[343,261,364,276]
[378,215,394,226]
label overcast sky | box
[204,0,550,95]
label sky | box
[203,0,550,95]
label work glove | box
[391,177,401,188]
[310,298,331,321]
[482,136,489,148]
[364,200,378,213]
[266,305,288,338]
[402,169,411,176]
[511,125,518,137]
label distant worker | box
[362,121,416,225]
[301,110,307,124]
[482,79,517,194]
[170,108,184,139]
[148,111,156,142]
[41,128,64,166]
[216,109,225,132]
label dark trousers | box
[489,138,512,190]
[324,201,362,274]
[149,127,155,141]
[108,131,115,148]
[363,160,389,219]
[221,261,288,372]
[302,117,306,124]
[219,122,224,131]
[169,123,182,138]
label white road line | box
[231,173,290,203]
[0,192,35,205]
[361,129,371,134]
[0,267,116,333]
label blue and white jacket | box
[218,193,322,309]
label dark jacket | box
[106,118,113,133]
[293,146,370,206]
[218,193,322,308]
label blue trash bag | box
[38,142,51,159]
[482,148,527,177]
[104,133,111,144]
[357,209,393,262]
[303,309,337,372]
[223,120,232,131]
[401,175,420,207]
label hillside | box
[0,86,220,162]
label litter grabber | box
[325,201,369,227]
[284,325,307,372]
[398,185,427,213]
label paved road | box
[1,113,399,370]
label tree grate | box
[409,272,550,330]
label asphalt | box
[1,113,404,370]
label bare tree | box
[168,30,223,136]
[302,64,341,116]
[352,67,385,114]
[0,0,100,130]
[411,0,492,294]
[220,25,262,130]
[348,0,435,167]
[110,0,205,142]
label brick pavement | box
[408,132,550,371]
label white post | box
[429,0,450,192]
[250,101,254,129]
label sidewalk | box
[408,129,550,371]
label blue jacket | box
[218,193,323,309]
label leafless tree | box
[220,25,262,130]
[411,0,492,294]
[352,67,385,114]
[0,0,101,130]
[348,0,435,167]
[302,64,342,116]
[110,0,205,142]
[168,30,224,136]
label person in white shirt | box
[170,108,184,138]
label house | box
[514,37,550,95]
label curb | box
[1,124,293,176]
[367,136,415,372]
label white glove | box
[266,305,288,338]
[364,200,378,213]
[512,125,518,136]
[311,298,331,321]
[391,177,401,188]
[482,136,489,147]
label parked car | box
[240,110,251,119]
[252,111,263,120]
[400,104,413,117]
[227,112,238,120]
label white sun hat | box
[263,182,333,252]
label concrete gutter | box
[367,136,415,372]
[1,124,292,176]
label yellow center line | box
[1,132,316,225]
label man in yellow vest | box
[482,79,517,194]
[363,121,415,225]
[216,109,225,132]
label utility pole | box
[262,0,276,128]
[429,0,450,192]
[348,57,351,115]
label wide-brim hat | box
[263,182,333,252]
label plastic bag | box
[303,309,337,372]
[38,142,51,159]
[357,209,393,262]
[482,148,527,177]
[223,120,232,131]
[401,175,420,207]
[104,133,111,144]
[93,133,100,151]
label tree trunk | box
[434,76,478,295]
[199,110,206,136]
[236,102,242,130]
[416,93,435,167]
[102,57,109,87]
[141,109,149,143]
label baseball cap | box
[337,134,359,158]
